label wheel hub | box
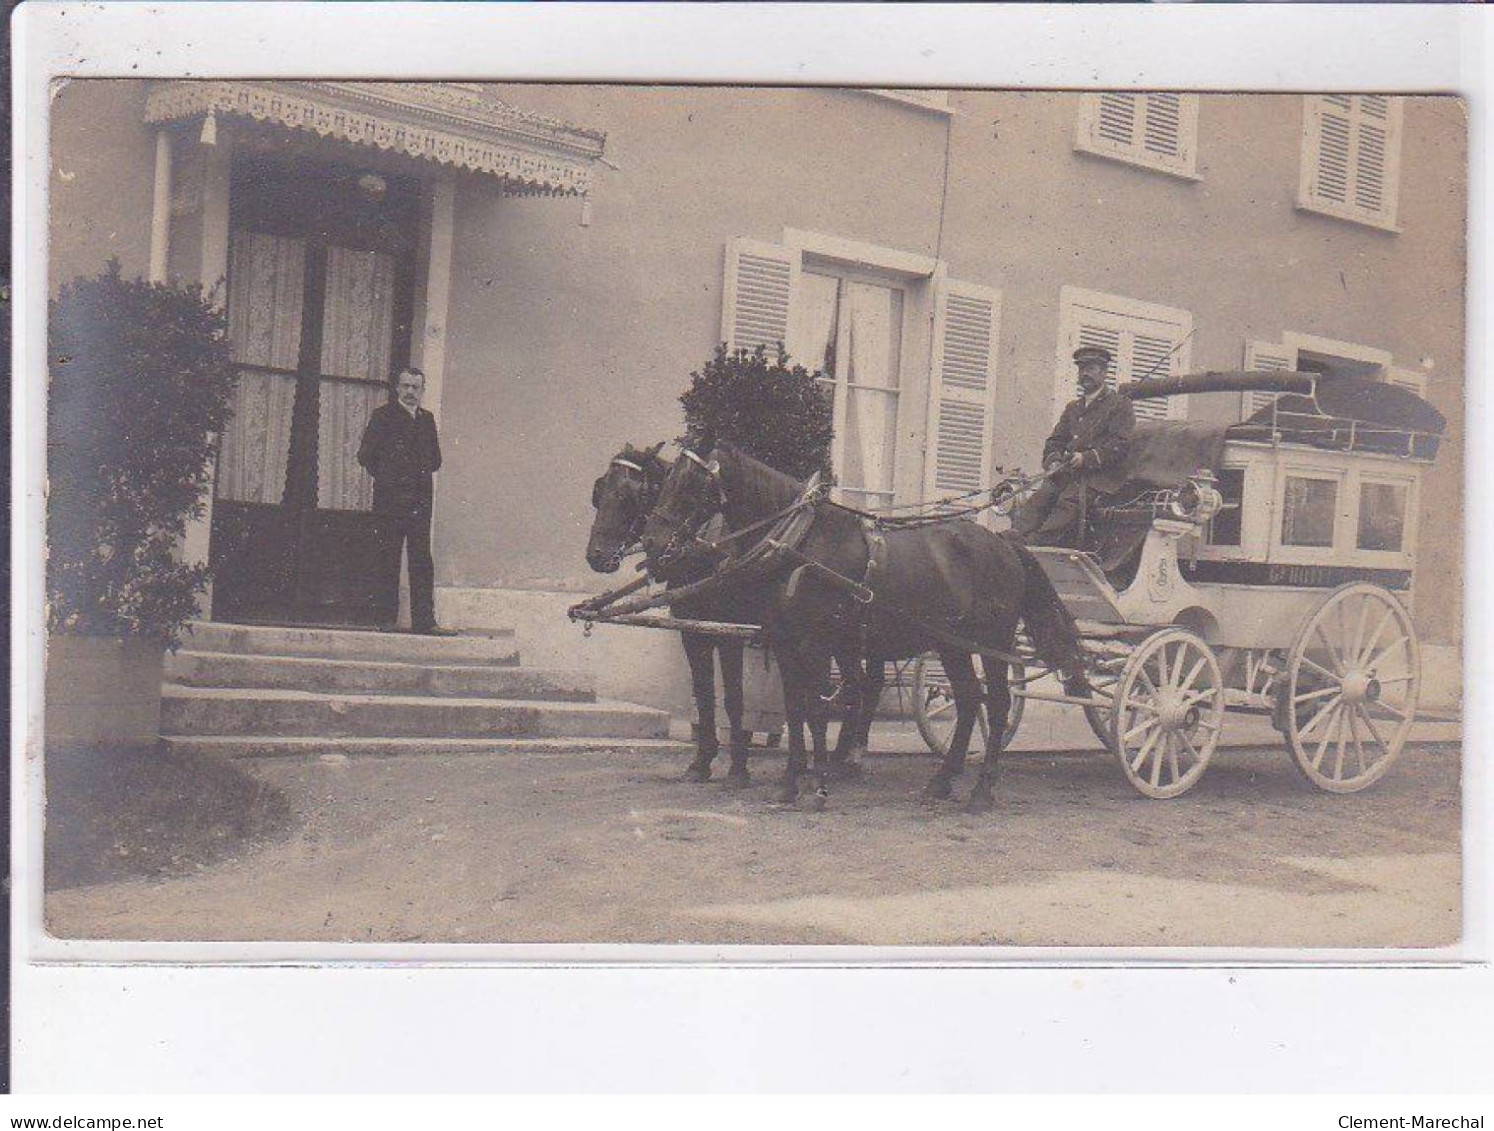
[1341,670,1381,705]
[1154,689,1199,732]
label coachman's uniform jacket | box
[1013,385,1136,545]
[357,401,443,515]
[1041,385,1135,494]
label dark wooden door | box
[210,153,418,625]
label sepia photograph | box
[31,75,1468,952]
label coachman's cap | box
[1073,345,1113,366]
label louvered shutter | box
[924,280,1002,512]
[1387,367,1427,397]
[1060,296,1189,422]
[720,238,799,355]
[1303,96,1402,226]
[1242,340,1297,417]
[1079,93,1196,174]
[1096,94,1140,149]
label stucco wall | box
[48,81,156,292]
[431,88,1465,651]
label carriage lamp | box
[1169,469,1223,524]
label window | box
[1298,95,1403,231]
[1206,468,1245,547]
[799,269,905,509]
[1075,93,1200,179]
[1282,475,1339,548]
[1056,287,1192,421]
[720,236,1001,511]
[1241,333,1393,417]
[1358,480,1407,552]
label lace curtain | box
[217,232,305,504]
[317,247,397,510]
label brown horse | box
[642,443,1090,810]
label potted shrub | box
[45,262,238,747]
[680,343,834,479]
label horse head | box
[640,443,731,583]
[585,441,668,574]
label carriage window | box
[1281,476,1338,547]
[1206,468,1245,547]
[1358,481,1407,552]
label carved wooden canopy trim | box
[145,80,606,196]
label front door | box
[210,153,419,625]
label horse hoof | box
[683,761,713,783]
[922,776,954,802]
[964,789,996,814]
[724,770,751,789]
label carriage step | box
[160,685,671,740]
[180,621,519,666]
[165,650,594,701]
[162,735,694,760]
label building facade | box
[48,82,1465,716]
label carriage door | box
[210,153,418,625]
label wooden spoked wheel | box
[1082,662,1121,752]
[911,655,1024,756]
[1281,583,1420,793]
[1109,629,1225,799]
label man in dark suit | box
[1013,345,1136,547]
[357,366,454,635]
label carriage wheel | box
[1109,628,1224,799]
[1281,583,1420,794]
[1082,663,1121,751]
[911,655,1024,756]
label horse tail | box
[1012,540,1090,695]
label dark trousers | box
[1012,480,1088,547]
[373,507,435,629]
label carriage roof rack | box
[1122,370,1445,460]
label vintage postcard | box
[35,77,1467,951]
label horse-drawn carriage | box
[576,369,1445,805]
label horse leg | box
[846,657,884,773]
[968,649,1014,813]
[805,648,835,810]
[680,632,719,781]
[719,640,751,787]
[775,646,809,805]
[923,651,980,801]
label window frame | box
[1054,285,1193,423]
[1074,92,1202,181]
[1296,94,1404,233]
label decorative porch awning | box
[145,80,607,196]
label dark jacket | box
[357,401,443,515]
[1041,386,1136,493]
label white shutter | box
[1096,93,1140,149]
[1243,339,1297,417]
[1129,331,1186,421]
[1388,366,1427,397]
[1057,288,1191,424]
[925,280,1002,511]
[1077,93,1197,175]
[720,238,799,356]
[1301,96,1402,228]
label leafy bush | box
[679,344,834,480]
[48,262,238,647]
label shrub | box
[679,343,834,480]
[47,262,238,647]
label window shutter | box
[720,238,799,356]
[1302,96,1402,228]
[925,280,1002,512]
[1142,94,1186,162]
[1096,94,1140,149]
[1388,367,1427,397]
[1063,314,1187,421]
[1078,93,1197,176]
[1242,339,1297,416]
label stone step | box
[165,650,595,702]
[181,621,519,666]
[160,685,670,740]
[163,735,695,760]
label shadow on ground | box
[45,741,297,890]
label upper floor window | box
[1297,95,1403,231]
[1074,93,1200,180]
[1056,286,1192,422]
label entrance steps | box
[162,621,683,759]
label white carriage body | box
[1032,436,1430,652]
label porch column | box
[408,175,456,627]
[148,129,172,283]
[180,130,234,616]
